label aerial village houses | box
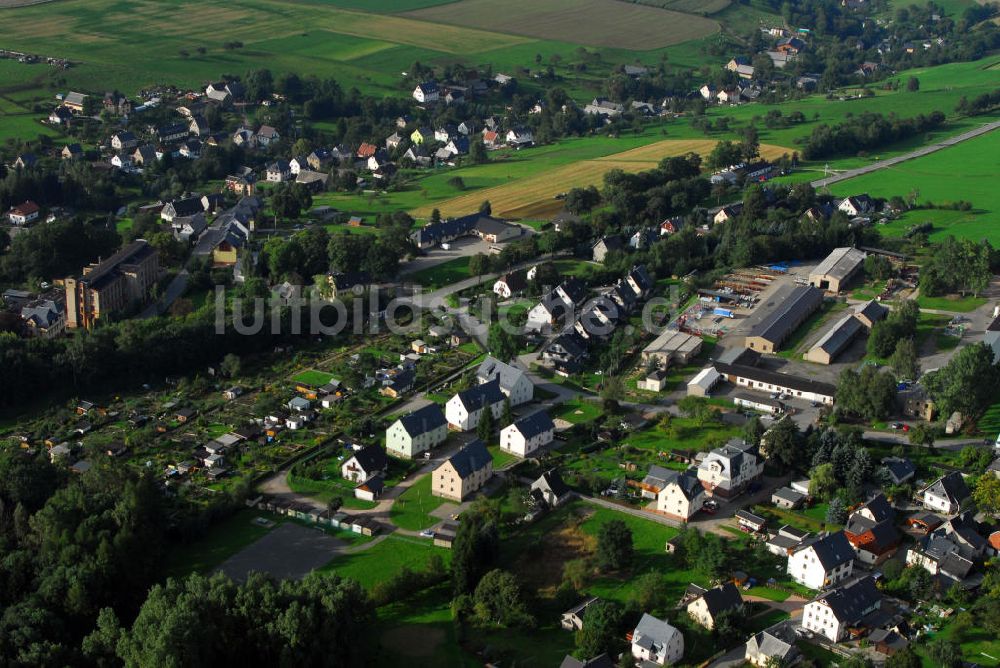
[922,471,970,515]
[500,411,555,458]
[801,576,882,642]
[432,439,493,501]
[630,613,684,666]
[844,494,901,565]
[530,469,573,509]
[7,201,40,226]
[697,440,764,498]
[686,582,744,630]
[341,444,388,484]
[787,531,855,590]
[476,356,534,406]
[445,379,505,431]
[656,469,707,522]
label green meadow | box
[831,128,1000,244]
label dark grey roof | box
[398,404,446,437]
[747,284,823,344]
[882,456,915,483]
[855,300,888,324]
[816,576,880,622]
[697,582,743,616]
[456,378,505,412]
[511,411,554,439]
[351,445,387,473]
[862,494,894,523]
[804,531,855,570]
[446,439,491,478]
[773,487,805,504]
[559,654,614,668]
[388,368,416,392]
[166,195,205,218]
[925,472,970,505]
[810,314,863,357]
[558,277,588,305]
[536,469,571,498]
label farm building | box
[853,300,888,329]
[713,360,836,405]
[803,314,864,365]
[641,330,703,366]
[638,369,669,392]
[687,367,722,397]
[743,285,824,353]
[808,247,866,293]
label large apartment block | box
[64,240,159,328]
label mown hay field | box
[404,0,719,50]
[411,139,792,220]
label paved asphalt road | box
[810,120,1000,188]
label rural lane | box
[810,120,1000,189]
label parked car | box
[419,529,434,538]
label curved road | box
[810,120,1000,189]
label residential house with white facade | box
[787,531,855,590]
[697,440,764,498]
[630,613,683,666]
[445,379,505,431]
[476,356,534,407]
[385,403,448,459]
[801,576,881,642]
[500,411,555,458]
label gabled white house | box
[922,471,970,515]
[476,356,534,407]
[500,411,554,458]
[697,440,764,498]
[386,403,448,459]
[787,531,855,590]
[631,613,683,666]
[341,444,388,483]
[656,470,706,522]
[801,576,881,642]
[445,379,505,431]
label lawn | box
[915,294,988,313]
[979,401,1000,436]
[162,509,284,579]
[832,128,1000,245]
[318,534,450,589]
[389,475,447,531]
[551,397,602,424]
[407,257,473,290]
[488,445,519,469]
[286,472,379,510]
[292,369,337,387]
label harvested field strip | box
[411,139,791,219]
[404,0,718,50]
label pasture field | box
[831,129,1000,243]
[405,0,719,49]
[0,0,530,96]
[410,138,792,219]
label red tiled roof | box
[10,201,39,216]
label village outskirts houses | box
[341,444,388,484]
[445,378,505,431]
[787,531,855,590]
[476,356,534,407]
[686,582,744,629]
[654,468,707,522]
[630,613,684,666]
[431,439,492,501]
[696,439,764,498]
[500,411,554,458]
[801,576,882,642]
[921,471,970,515]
